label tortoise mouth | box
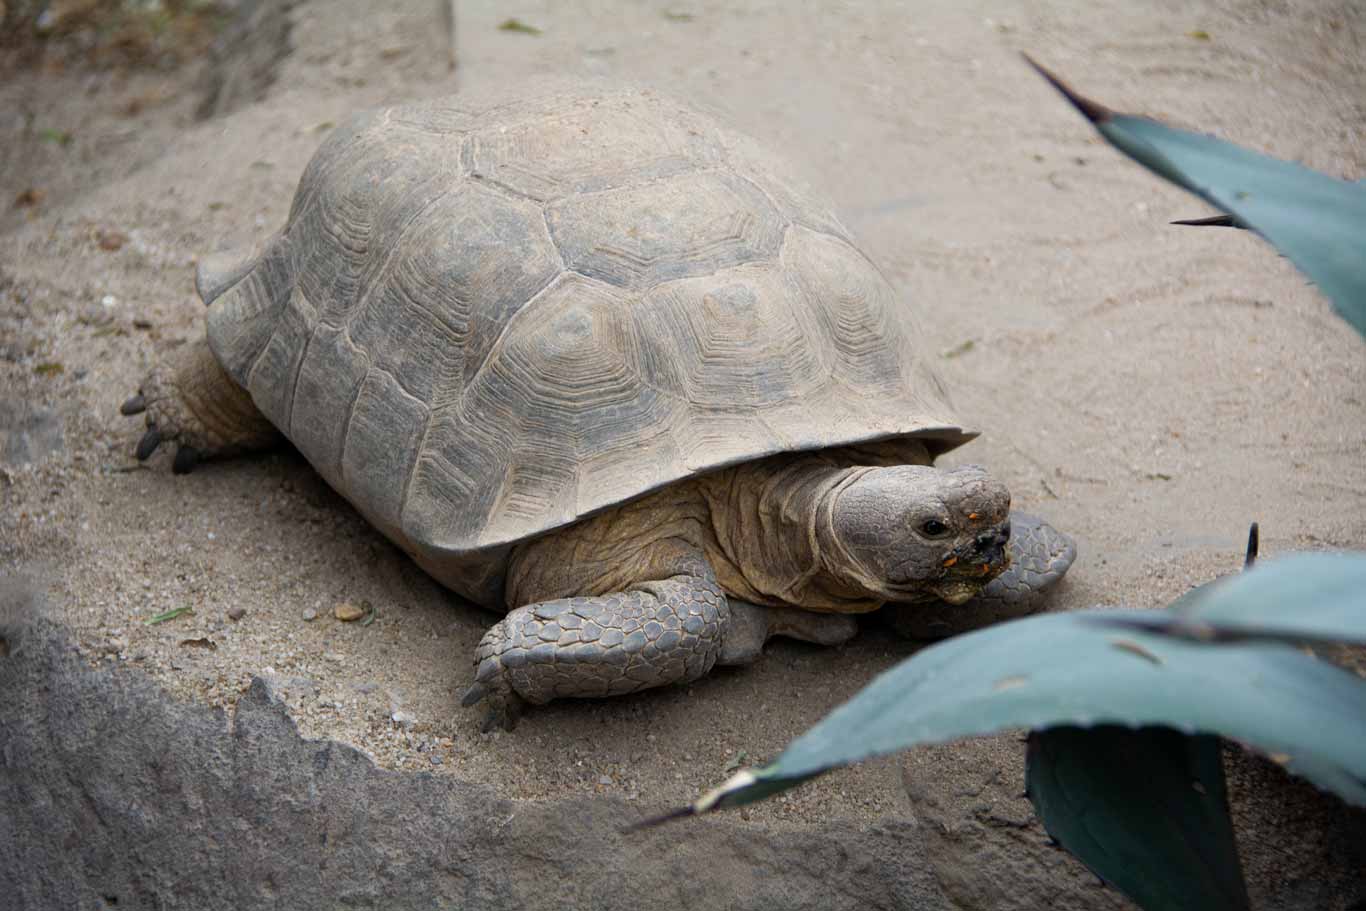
[886,564,1001,592]
[931,555,1011,603]
[885,519,1011,588]
[881,525,1012,606]
[886,556,1010,600]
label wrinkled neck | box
[699,456,885,612]
[813,465,886,593]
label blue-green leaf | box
[1104,551,1366,645]
[669,605,1366,819]
[1025,55,1366,338]
[1027,727,1250,911]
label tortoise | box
[121,82,1075,729]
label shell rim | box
[428,423,980,558]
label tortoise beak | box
[931,519,1011,603]
[928,579,983,605]
[971,519,1011,568]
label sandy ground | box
[3,0,1364,834]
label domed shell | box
[202,82,973,605]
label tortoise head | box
[823,465,1011,604]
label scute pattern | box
[244,285,315,430]
[289,325,369,486]
[292,116,468,332]
[204,235,295,389]
[469,101,717,201]
[352,183,560,400]
[785,225,913,394]
[340,367,428,538]
[205,83,970,606]
[715,126,853,242]
[638,263,830,409]
[547,170,784,290]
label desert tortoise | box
[122,83,1075,728]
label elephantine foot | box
[121,338,277,473]
[462,562,728,730]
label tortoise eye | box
[920,519,949,537]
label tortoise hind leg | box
[462,557,730,731]
[121,336,279,473]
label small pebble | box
[430,755,443,766]
[302,608,318,621]
[334,602,365,622]
[391,710,416,727]
[598,775,612,786]
[227,607,246,621]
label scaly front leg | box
[461,556,729,730]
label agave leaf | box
[1027,727,1250,911]
[661,607,1366,822]
[1104,552,1366,645]
[1024,55,1366,338]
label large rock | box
[0,579,950,911]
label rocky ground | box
[2,0,1364,908]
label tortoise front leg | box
[462,558,729,730]
[971,513,1076,611]
[121,336,278,472]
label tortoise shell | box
[201,82,972,606]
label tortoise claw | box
[460,683,488,707]
[172,445,201,475]
[462,680,525,731]
[136,427,163,461]
[120,394,146,415]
